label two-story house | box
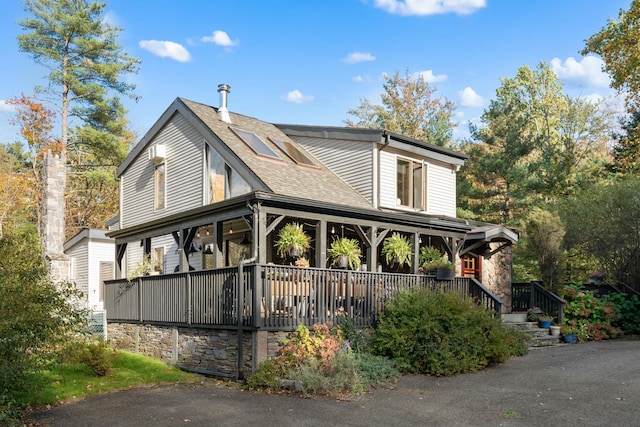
[109,84,515,287]
[105,84,517,377]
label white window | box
[154,162,166,210]
[207,144,251,204]
[397,157,426,210]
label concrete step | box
[503,320,564,348]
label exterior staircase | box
[502,313,564,349]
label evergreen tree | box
[17,0,139,245]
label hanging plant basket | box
[274,222,311,261]
[335,255,349,269]
[288,247,300,258]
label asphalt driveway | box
[30,339,640,427]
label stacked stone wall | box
[108,323,288,377]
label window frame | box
[396,156,427,211]
[154,162,166,211]
[205,143,251,204]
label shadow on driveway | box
[31,339,640,427]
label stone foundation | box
[108,322,293,378]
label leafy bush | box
[245,359,281,390]
[370,289,528,376]
[0,224,88,423]
[276,323,342,373]
[354,352,399,387]
[561,284,622,341]
[337,314,371,353]
[288,347,364,397]
[78,340,119,376]
[246,322,399,398]
[607,293,640,335]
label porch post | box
[178,229,188,272]
[316,220,327,268]
[367,226,378,272]
[412,232,420,274]
[213,221,224,268]
[257,209,267,264]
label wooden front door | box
[462,255,482,282]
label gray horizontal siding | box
[292,136,374,203]
[122,113,204,229]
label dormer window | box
[397,157,425,210]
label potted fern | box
[274,222,311,259]
[381,232,412,269]
[327,237,362,270]
[419,245,445,274]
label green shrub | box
[289,347,364,397]
[246,322,399,398]
[337,315,371,353]
[561,284,622,341]
[607,293,640,335]
[371,289,528,376]
[354,352,399,387]
[79,340,119,376]
[245,359,282,390]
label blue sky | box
[0,0,632,145]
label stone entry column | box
[42,150,69,282]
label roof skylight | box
[270,137,316,166]
[231,128,281,159]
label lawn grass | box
[26,351,206,409]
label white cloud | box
[582,93,605,105]
[415,70,448,83]
[139,40,191,62]
[344,52,376,64]
[550,56,610,87]
[0,101,16,112]
[202,30,239,47]
[353,75,372,83]
[374,0,486,16]
[458,86,485,107]
[284,90,315,104]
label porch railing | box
[511,281,564,324]
[104,264,502,330]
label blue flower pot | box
[563,334,578,344]
[539,320,552,328]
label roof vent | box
[217,83,232,124]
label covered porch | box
[108,191,516,304]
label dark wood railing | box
[511,281,564,324]
[105,264,503,330]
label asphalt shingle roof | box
[180,98,373,210]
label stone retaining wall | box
[108,322,292,377]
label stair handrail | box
[530,281,565,324]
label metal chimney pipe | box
[217,84,232,123]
